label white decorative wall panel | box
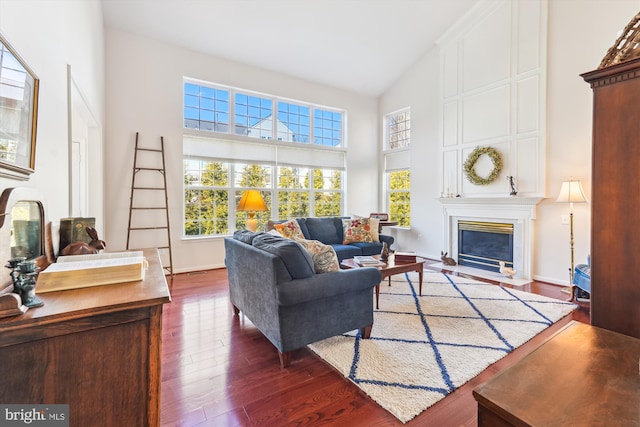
[516,76,539,134]
[462,85,510,143]
[443,46,459,98]
[462,2,511,92]
[442,150,458,196]
[517,0,541,73]
[438,0,546,198]
[515,137,539,193]
[443,101,458,146]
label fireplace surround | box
[439,197,543,279]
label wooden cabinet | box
[473,321,640,426]
[582,59,640,339]
[0,248,171,426]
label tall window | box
[184,81,344,147]
[183,80,347,237]
[387,169,410,227]
[384,107,411,226]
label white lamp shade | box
[556,180,588,204]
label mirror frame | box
[0,31,39,180]
[0,187,50,294]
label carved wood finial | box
[600,12,640,68]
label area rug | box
[308,271,576,423]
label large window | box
[383,107,411,226]
[184,159,342,236]
[183,80,347,237]
[184,81,344,147]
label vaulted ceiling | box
[101,0,480,96]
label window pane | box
[277,101,310,143]
[388,169,410,226]
[234,163,272,188]
[235,93,273,139]
[314,191,341,217]
[387,109,411,150]
[277,190,309,219]
[183,83,229,132]
[313,108,343,147]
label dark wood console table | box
[0,248,171,427]
[473,321,640,426]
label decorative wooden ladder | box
[126,132,173,279]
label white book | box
[37,251,147,293]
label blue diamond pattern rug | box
[308,271,577,423]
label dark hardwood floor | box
[160,262,590,427]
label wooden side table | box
[377,220,398,233]
[473,321,640,426]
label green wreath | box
[463,146,503,185]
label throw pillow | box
[294,238,340,273]
[273,219,305,240]
[351,214,380,242]
[342,218,374,244]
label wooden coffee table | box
[341,255,426,309]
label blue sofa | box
[267,217,394,263]
[224,230,382,368]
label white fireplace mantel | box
[438,197,545,279]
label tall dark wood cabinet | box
[582,58,640,339]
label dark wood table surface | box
[341,255,425,309]
[473,321,640,427]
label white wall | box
[104,29,378,272]
[0,0,105,238]
[380,0,639,284]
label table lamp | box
[556,179,588,299]
[237,190,268,232]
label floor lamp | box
[237,190,268,232]
[556,179,588,300]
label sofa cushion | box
[330,244,362,262]
[252,233,315,279]
[350,241,384,256]
[273,219,305,240]
[342,218,374,244]
[294,238,340,273]
[233,229,263,244]
[304,217,342,244]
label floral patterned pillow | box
[294,238,340,273]
[342,218,374,244]
[273,219,305,240]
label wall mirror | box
[0,187,49,294]
[0,31,39,180]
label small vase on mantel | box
[380,242,389,263]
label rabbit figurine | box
[60,227,106,256]
[441,251,457,266]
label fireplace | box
[458,221,514,273]
[439,197,543,280]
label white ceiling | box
[101,0,480,96]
